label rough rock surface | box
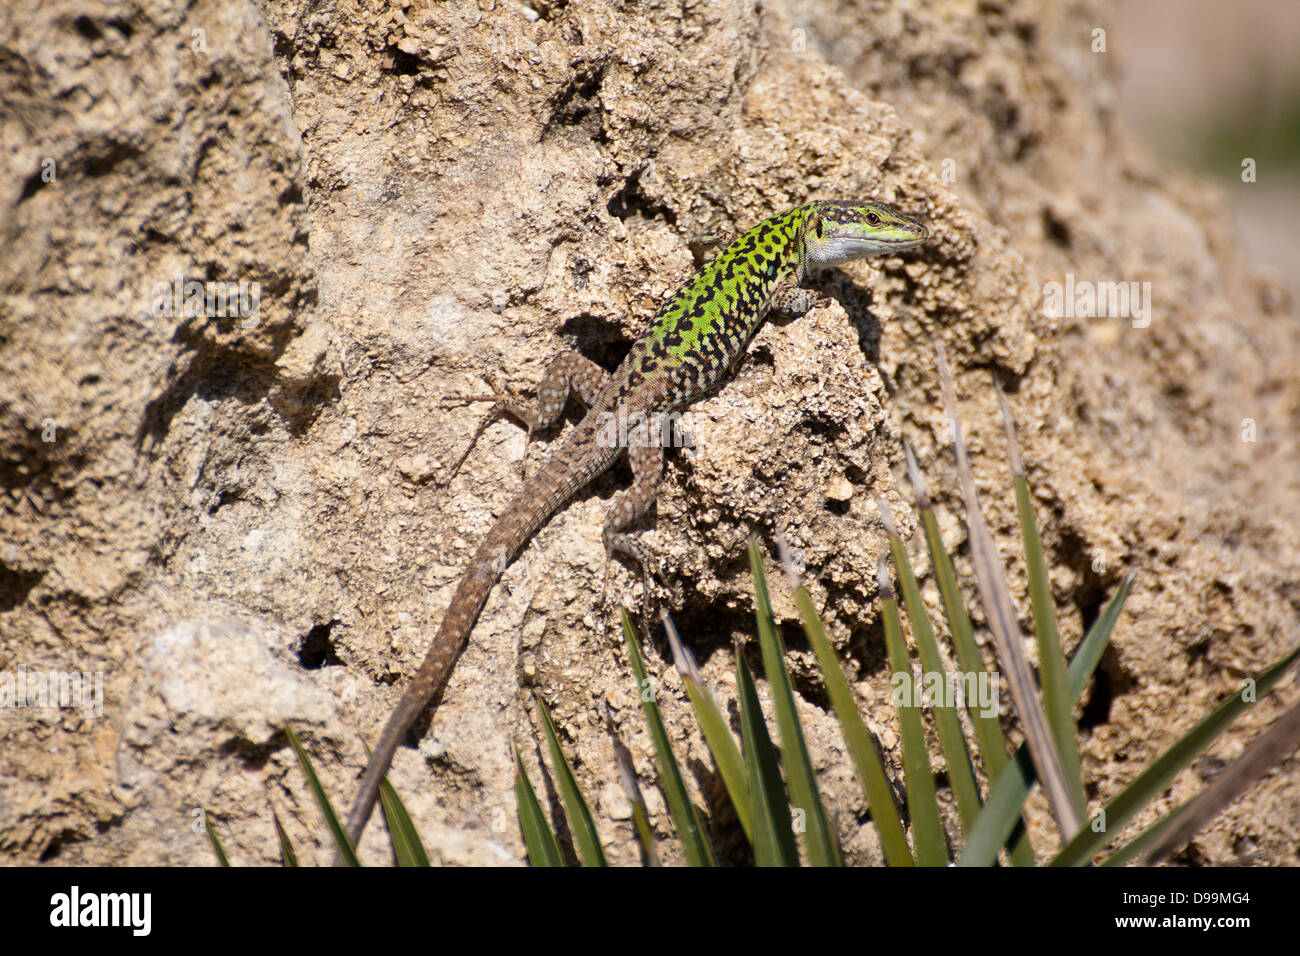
[1,0,1295,865]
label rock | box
[134,618,335,745]
[1,0,1295,867]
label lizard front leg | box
[445,350,609,482]
[770,279,829,317]
[687,228,735,267]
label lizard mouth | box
[808,228,927,266]
[891,215,929,243]
[887,230,927,249]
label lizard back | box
[609,203,814,412]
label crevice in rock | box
[1042,205,1072,247]
[0,565,44,612]
[557,312,634,371]
[607,165,676,224]
[299,620,344,669]
[1077,656,1113,728]
[846,611,890,678]
[823,497,850,517]
[81,140,142,179]
[106,17,134,40]
[219,731,285,769]
[1056,526,1113,642]
[780,622,839,712]
[542,66,609,144]
[801,412,846,445]
[72,15,101,41]
[666,581,753,667]
[383,44,421,76]
[39,828,86,862]
[17,169,46,203]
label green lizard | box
[342,199,929,849]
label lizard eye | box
[866,212,880,224]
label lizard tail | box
[340,539,500,852]
[341,437,615,854]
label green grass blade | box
[958,575,1132,866]
[798,584,916,867]
[1068,576,1133,701]
[776,542,914,866]
[748,543,841,866]
[613,737,661,866]
[878,558,948,866]
[1099,803,1182,867]
[285,725,359,866]
[629,797,658,866]
[537,698,608,867]
[203,810,230,867]
[379,776,431,867]
[1051,644,1300,866]
[936,348,1082,840]
[662,610,754,842]
[514,744,564,867]
[270,806,299,867]
[1140,693,1300,863]
[908,480,1034,864]
[1000,395,1086,820]
[1013,474,1087,820]
[880,505,982,833]
[621,611,716,866]
[736,649,799,866]
[1102,694,1300,867]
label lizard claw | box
[638,561,658,637]
[609,541,666,636]
[441,377,539,486]
[440,374,517,407]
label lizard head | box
[804,200,928,267]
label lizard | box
[342,198,929,850]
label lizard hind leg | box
[600,432,667,632]
[441,350,610,484]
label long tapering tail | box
[341,538,501,850]
[341,429,616,854]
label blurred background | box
[1113,0,1300,299]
